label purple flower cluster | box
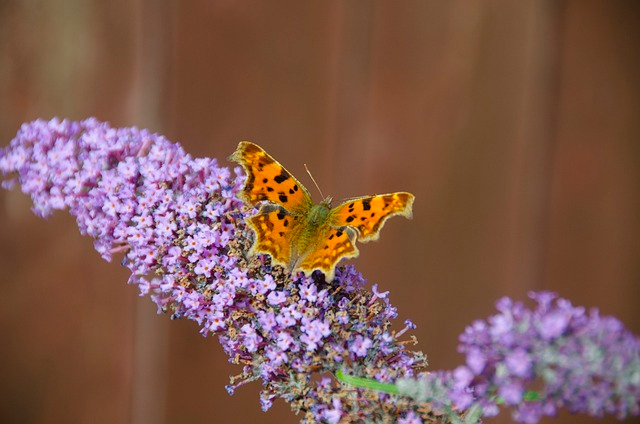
[1,118,429,422]
[5,118,638,424]
[400,292,639,423]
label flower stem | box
[335,368,400,395]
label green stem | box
[335,369,400,395]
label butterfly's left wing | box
[228,141,313,214]
[330,192,414,242]
[246,204,306,270]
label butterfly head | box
[308,197,333,225]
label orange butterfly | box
[229,141,414,281]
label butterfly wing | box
[295,226,359,281]
[228,141,313,214]
[330,192,414,242]
[246,204,305,269]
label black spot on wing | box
[274,171,290,184]
[362,198,371,211]
[279,194,288,203]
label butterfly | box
[229,141,414,281]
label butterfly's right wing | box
[229,141,313,214]
[330,192,414,242]
[294,226,359,281]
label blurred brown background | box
[1,1,639,423]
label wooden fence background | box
[1,1,638,423]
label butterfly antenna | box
[304,163,326,200]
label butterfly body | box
[307,200,331,226]
[299,203,329,251]
[229,141,414,281]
